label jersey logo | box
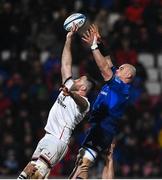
[44,152,52,159]
[100,91,108,96]
[57,96,66,108]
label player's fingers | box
[91,24,96,32]
[63,92,69,96]
[89,26,94,34]
[82,33,89,40]
[89,29,94,39]
[92,24,100,38]
[71,22,76,31]
[31,163,36,167]
[75,24,79,31]
[86,29,90,37]
[81,37,89,43]
[32,167,37,173]
[59,84,65,91]
[72,23,79,32]
[93,24,98,32]
[61,86,66,92]
[83,31,89,37]
[33,167,37,172]
[89,25,95,33]
[65,87,69,92]
[84,30,89,38]
[62,87,67,92]
[62,84,67,88]
[62,86,69,93]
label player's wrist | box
[66,33,73,41]
[91,43,98,50]
[91,35,98,51]
[66,36,72,42]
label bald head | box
[124,63,136,77]
[116,64,136,83]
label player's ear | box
[127,72,133,79]
[80,85,86,91]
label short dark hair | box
[86,75,96,92]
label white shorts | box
[32,133,68,167]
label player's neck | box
[120,77,131,84]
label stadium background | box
[0,0,162,178]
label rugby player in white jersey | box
[17,25,95,179]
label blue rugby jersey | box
[89,66,134,135]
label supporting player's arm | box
[60,84,88,112]
[102,143,115,179]
[61,26,78,83]
[102,153,114,179]
[17,162,37,179]
[82,24,113,81]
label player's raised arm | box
[82,25,113,81]
[89,24,114,68]
[61,25,78,83]
[102,143,115,179]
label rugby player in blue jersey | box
[69,25,136,179]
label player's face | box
[116,65,130,78]
[71,76,88,91]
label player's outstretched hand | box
[66,23,79,39]
[82,24,101,45]
[89,24,101,43]
[59,84,71,96]
[82,29,94,46]
[23,162,37,177]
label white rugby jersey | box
[45,78,90,144]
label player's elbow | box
[100,65,113,81]
[105,56,113,68]
[98,61,108,72]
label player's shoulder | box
[105,75,120,85]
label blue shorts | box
[82,123,114,153]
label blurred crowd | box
[0,0,162,178]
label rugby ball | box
[63,13,86,31]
